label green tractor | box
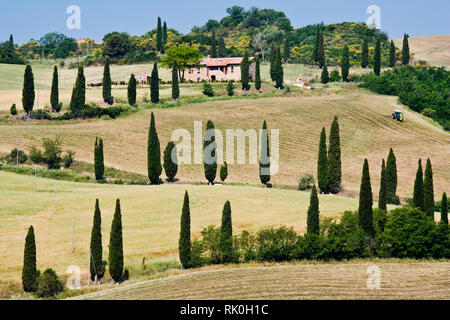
[391,110,405,122]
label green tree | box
[69,66,86,115]
[259,120,270,185]
[378,159,387,210]
[361,38,368,68]
[283,33,290,63]
[172,60,179,100]
[386,148,398,204]
[269,44,276,81]
[50,66,59,112]
[94,138,104,181]
[108,199,123,283]
[161,46,202,81]
[389,40,396,67]
[358,159,374,237]
[218,37,226,57]
[317,30,325,68]
[179,191,191,268]
[274,47,284,88]
[90,199,105,281]
[220,201,233,263]
[22,65,35,115]
[402,33,410,65]
[255,56,261,91]
[203,120,217,184]
[150,62,159,103]
[22,225,38,292]
[163,141,178,182]
[321,65,329,84]
[210,30,217,58]
[313,25,320,63]
[374,38,381,76]
[423,158,434,219]
[127,74,137,106]
[226,80,234,96]
[162,21,168,51]
[220,161,228,182]
[317,127,329,194]
[147,112,162,184]
[328,116,342,194]
[441,193,448,225]
[36,268,63,298]
[306,185,320,235]
[156,17,163,52]
[240,51,250,90]
[341,45,350,82]
[413,159,424,211]
[102,58,112,104]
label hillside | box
[393,35,450,67]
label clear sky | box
[1,0,449,44]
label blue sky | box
[1,0,449,44]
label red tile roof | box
[200,57,246,67]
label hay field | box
[393,35,450,67]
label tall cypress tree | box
[306,185,320,235]
[317,127,329,194]
[255,56,261,91]
[385,148,398,204]
[218,37,226,57]
[341,45,350,82]
[413,159,424,211]
[441,193,448,225]
[162,21,168,49]
[358,159,374,237]
[50,65,59,111]
[240,51,250,90]
[127,74,137,106]
[317,30,325,68]
[204,120,217,184]
[22,65,35,115]
[423,158,434,219]
[220,201,233,263]
[259,120,270,185]
[374,38,381,76]
[321,64,329,84]
[163,141,178,182]
[102,58,112,103]
[156,17,163,53]
[150,62,159,103]
[274,47,284,89]
[283,33,290,63]
[108,199,123,283]
[313,25,320,63]
[361,38,369,68]
[22,225,38,292]
[328,116,341,194]
[402,33,410,65]
[70,66,85,115]
[378,159,387,210]
[389,40,396,68]
[147,112,162,184]
[179,191,191,268]
[269,44,276,81]
[210,31,217,58]
[90,199,104,281]
[172,60,179,100]
[97,138,104,180]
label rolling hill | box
[393,35,450,67]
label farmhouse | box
[184,56,255,82]
[125,72,151,83]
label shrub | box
[421,108,436,118]
[226,81,234,96]
[7,148,28,164]
[36,268,63,298]
[200,225,221,265]
[10,104,17,115]
[220,162,228,182]
[42,137,63,169]
[189,239,204,268]
[29,147,44,164]
[255,226,297,262]
[202,83,214,97]
[63,150,75,168]
[329,70,341,82]
[298,173,315,191]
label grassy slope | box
[0,170,360,282]
[73,261,450,300]
[393,35,450,67]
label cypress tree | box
[274,47,284,89]
[210,31,217,58]
[321,65,329,84]
[127,74,137,106]
[218,37,226,57]
[240,51,250,91]
[203,120,217,184]
[163,141,178,182]
[97,138,105,181]
[374,38,381,76]
[156,17,163,53]
[108,199,123,283]
[385,148,398,203]
[317,30,325,68]
[90,199,105,281]
[389,40,396,68]
[162,21,168,50]
[361,38,369,68]
[313,25,320,63]
[423,158,434,219]
[306,185,320,235]
[341,45,350,82]
[317,127,329,194]
[70,66,86,115]
[413,159,424,211]
[358,159,374,237]
[402,33,410,65]
[378,159,387,210]
[150,62,159,103]
[259,120,270,185]
[147,112,162,184]
[220,161,228,182]
[172,60,179,100]
[255,56,261,91]
[328,116,342,194]
[269,44,277,81]
[22,226,38,292]
[179,191,191,268]
[227,80,234,96]
[50,66,59,112]
[220,201,233,263]
[441,193,448,225]
[102,58,112,103]
[22,65,35,115]
[283,33,290,63]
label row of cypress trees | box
[317,117,341,194]
[413,158,436,219]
